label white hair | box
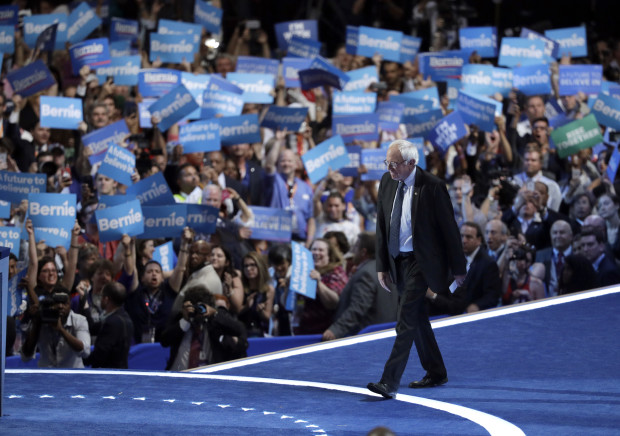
[390,139,419,163]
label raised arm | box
[61,220,82,290]
[169,227,194,293]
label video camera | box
[39,293,69,324]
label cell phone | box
[62,167,71,181]
[526,181,535,191]
[245,20,261,30]
[221,189,231,201]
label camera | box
[40,293,69,324]
[190,302,208,323]
[369,81,388,92]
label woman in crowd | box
[210,245,244,314]
[596,193,620,257]
[238,252,275,337]
[502,246,545,305]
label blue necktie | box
[389,182,405,258]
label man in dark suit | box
[367,140,467,399]
[535,220,573,297]
[84,282,134,369]
[580,228,620,287]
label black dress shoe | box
[367,382,397,399]
[408,374,448,389]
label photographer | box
[161,286,247,371]
[21,288,91,368]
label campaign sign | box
[227,73,275,104]
[402,108,443,138]
[194,0,222,34]
[67,2,101,44]
[70,38,111,75]
[290,241,316,299]
[219,114,261,146]
[35,23,58,53]
[152,241,177,272]
[141,204,187,239]
[339,145,361,177]
[376,101,404,131]
[34,225,73,249]
[545,27,588,58]
[149,33,198,64]
[138,99,155,128]
[356,26,402,63]
[0,227,21,257]
[97,195,137,210]
[96,55,140,86]
[282,57,312,88]
[344,66,378,92]
[0,172,46,204]
[23,14,67,51]
[181,72,211,120]
[98,144,136,186]
[186,204,218,234]
[138,68,182,97]
[148,84,198,132]
[520,27,559,59]
[207,74,244,94]
[558,65,603,96]
[445,79,460,109]
[427,111,468,153]
[7,269,27,315]
[550,114,604,159]
[0,25,15,54]
[601,80,620,97]
[408,137,426,170]
[345,26,358,55]
[236,56,279,76]
[95,199,144,242]
[590,93,620,131]
[274,20,318,50]
[0,5,18,27]
[461,64,513,97]
[126,172,175,206]
[301,135,350,184]
[459,27,497,58]
[308,56,350,90]
[400,35,422,63]
[498,37,546,67]
[0,200,10,219]
[247,206,293,242]
[110,17,139,42]
[39,96,83,130]
[456,90,496,132]
[512,64,552,96]
[607,144,620,182]
[260,106,308,132]
[7,60,56,98]
[391,96,434,125]
[287,35,321,59]
[158,18,202,44]
[28,193,76,229]
[333,91,376,115]
[179,119,221,153]
[201,89,244,118]
[420,50,469,82]
[360,148,387,181]
[398,87,440,108]
[109,40,133,57]
[332,113,380,144]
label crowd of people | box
[2,0,620,372]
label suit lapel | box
[410,168,423,234]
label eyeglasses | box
[383,160,406,169]
[243,263,258,269]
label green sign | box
[551,114,603,158]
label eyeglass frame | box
[383,159,409,169]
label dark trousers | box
[380,254,447,390]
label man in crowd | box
[580,227,620,287]
[535,220,574,297]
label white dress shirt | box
[391,167,417,253]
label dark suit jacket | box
[376,168,466,292]
[596,254,620,287]
[84,307,134,369]
[502,208,548,250]
[243,160,264,206]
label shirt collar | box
[403,166,417,189]
[466,246,481,265]
[553,246,572,258]
[593,253,606,270]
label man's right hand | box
[378,272,393,292]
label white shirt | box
[391,166,416,253]
[465,246,481,271]
[513,171,562,212]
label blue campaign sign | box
[67,2,101,44]
[459,27,497,58]
[95,199,144,242]
[420,50,469,81]
[219,114,261,146]
[601,80,620,96]
[545,27,587,58]
[521,28,559,59]
[427,111,468,153]
[0,172,46,204]
[181,72,211,120]
[179,119,221,153]
[97,195,136,210]
[23,14,67,50]
[109,40,134,57]
[498,37,546,67]
[150,32,198,64]
[247,206,293,242]
[0,25,15,54]
[141,204,187,239]
[403,108,444,138]
[96,55,140,86]
[70,38,111,75]
[260,106,308,132]
[400,35,422,63]
[344,66,378,92]
[606,145,620,182]
[110,17,138,42]
[558,65,603,96]
[6,60,56,98]
[138,99,156,128]
[332,113,380,144]
[34,225,73,249]
[194,0,222,34]
[0,5,18,27]
[456,90,498,132]
[376,101,404,131]
[227,73,275,104]
[398,86,441,108]
[360,148,387,181]
[98,144,136,186]
[282,57,312,88]
[307,56,350,90]
[126,172,175,206]
[28,193,76,229]
[302,135,350,184]
[461,64,513,97]
[512,64,552,96]
[339,145,361,177]
[152,241,177,272]
[290,241,317,299]
[391,96,434,126]
[148,84,198,132]
[39,96,83,130]
[138,68,181,97]
[236,56,279,76]
[35,23,58,53]
[207,74,244,94]
[201,89,244,118]
[287,35,321,59]
[158,19,202,44]
[186,204,218,234]
[408,137,426,170]
[0,227,21,257]
[591,93,620,131]
[0,200,10,218]
[356,26,402,63]
[333,91,376,115]
[445,78,460,109]
[88,150,107,168]
[345,26,358,55]
[274,20,318,50]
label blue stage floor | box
[2,287,619,435]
